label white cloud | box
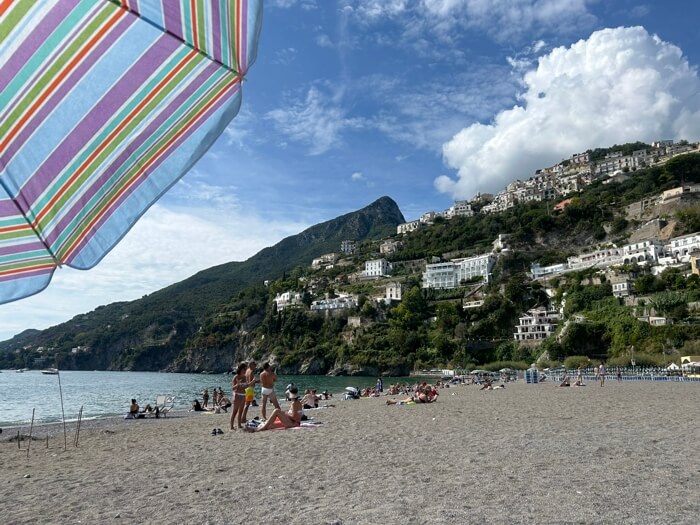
[437,26,700,199]
[265,85,362,155]
[347,0,596,42]
[273,47,298,65]
[0,204,308,341]
[315,34,333,48]
[363,67,517,153]
[271,0,317,9]
[351,171,365,181]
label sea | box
[0,370,412,427]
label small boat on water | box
[41,368,59,375]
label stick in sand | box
[26,408,35,458]
[56,365,68,451]
[74,406,83,447]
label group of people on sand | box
[386,383,438,405]
[125,398,159,419]
[192,387,231,412]
[228,361,306,432]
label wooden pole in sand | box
[56,367,68,451]
[74,406,83,447]
[26,408,35,458]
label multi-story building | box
[444,200,474,219]
[514,307,559,343]
[397,220,422,235]
[362,258,391,278]
[384,282,403,303]
[311,253,337,270]
[420,211,440,224]
[454,253,496,283]
[340,240,357,255]
[274,291,305,312]
[567,247,623,271]
[610,276,633,298]
[621,240,664,264]
[422,261,458,289]
[665,232,700,261]
[422,253,495,289]
[530,263,567,279]
[571,152,590,164]
[310,294,358,312]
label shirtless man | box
[259,362,281,420]
[241,361,258,422]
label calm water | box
[0,370,411,426]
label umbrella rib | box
[111,1,246,77]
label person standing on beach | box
[230,362,257,431]
[598,362,606,387]
[242,361,258,422]
[202,388,210,408]
[259,362,281,421]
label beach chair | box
[155,395,176,417]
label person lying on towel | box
[246,387,302,432]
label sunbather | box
[246,387,302,432]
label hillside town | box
[275,140,700,349]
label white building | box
[420,211,440,224]
[384,282,402,303]
[340,240,357,254]
[422,261,458,289]
[514,307,559,342]
[311,253,338,270]
[454,253,496,283]
[310,294,358,312]
[362,258,392,278]
[397,220,422,235]
[665,232,700,261]
[621,240,664,265]
[444,200,474,219]
[422,253,495,289]
[568,247,623,271]
[530,263,567,279]
[274,291,305,312]
[611,277,633,298]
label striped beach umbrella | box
[0,0,262,304]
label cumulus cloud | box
[351,171,365,181]
[436,26,700,199]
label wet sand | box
[1,381,698,524]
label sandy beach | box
[1,381,698,524]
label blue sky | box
[3,0,700,341]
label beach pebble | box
[194,489,199,493]
[23,474,30,478]
[114,513,120,518]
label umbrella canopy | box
[666,363,680,370]
[0,0,262,304]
